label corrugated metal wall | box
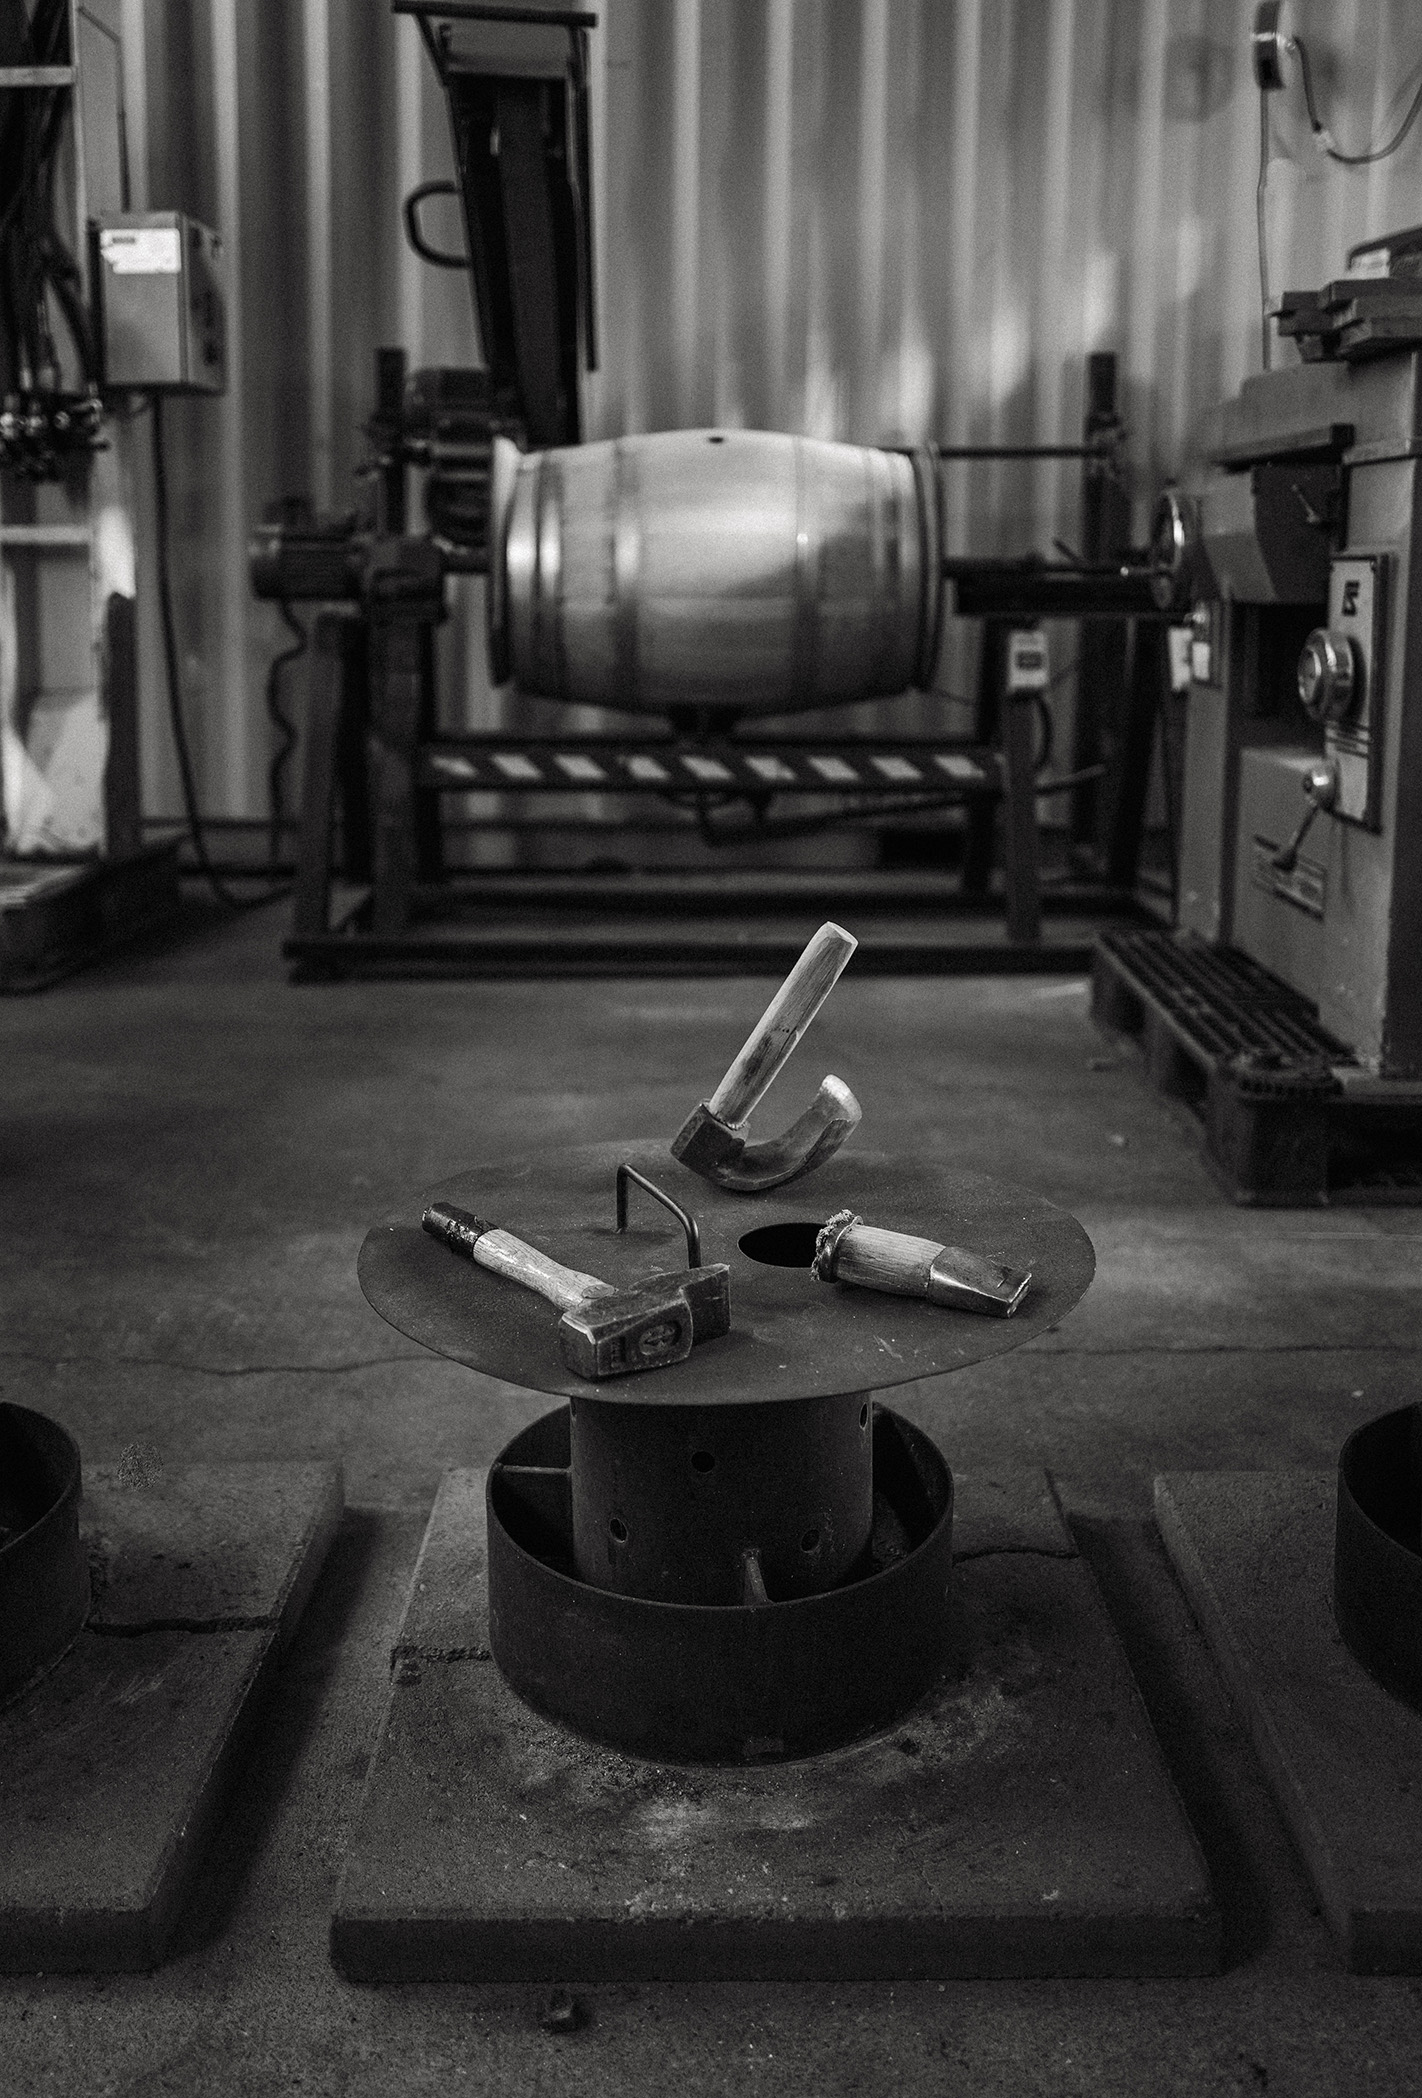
[130,0,1422,824]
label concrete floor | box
[3,894,1422,2095]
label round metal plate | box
[1335,1403,1422,1713]
[358,1138,1095,1406]
[0,1403,89,1703]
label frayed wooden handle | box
[829,1224,940,1296]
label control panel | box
[1297,554,1387,830]
[93,213,226,395]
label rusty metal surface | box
[332,1464,1221,1982]
[0,1462,343,1972]
[358,1137,1095,1407]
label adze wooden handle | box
[707,922,858,1126]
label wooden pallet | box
[0,843,179,992]
[1091,929,1422,1205]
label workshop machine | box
[253,0,1173,976]
[1097,244,1422,1201]
[0,0,224,987]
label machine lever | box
[1271,760,1339,874]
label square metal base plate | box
[0,1461,342,1972]
[333,1466,1218,1981]
[1156,1470,1422,1973]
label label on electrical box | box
[1167,625,1193,693]
[1006,629,1049,692]
[1325,554,1386,829]
[100,226,181,274]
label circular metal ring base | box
[0,1403,88,1704]
[487,1403,954,1763]
[1335,1403,1422,1713]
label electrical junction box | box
[92,212,226,394]
[1006,628,1049,692]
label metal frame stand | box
[283,603,1074,975]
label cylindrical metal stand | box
[1335,1403,1422,1712]
[569,1387,872,1604]
[0,1403,89,1703]
[360,1141,1096,1762]
[489,1402,954,1763]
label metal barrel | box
[489,428,942,716]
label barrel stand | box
[286,618,1051,969]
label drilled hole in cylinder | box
[707,432,726,443]
[738,1221,820,1268]
[608,1516,628,1543]
[800,1526,821,1554]
[859,1403,869,1428]
[691,1450,715,1474]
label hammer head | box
[557,1263,731,1380]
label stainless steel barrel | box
[488,428,942,716]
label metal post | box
[1070,351,1130,859]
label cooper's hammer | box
[422,1202,731,1379]
[671,922,862,1193]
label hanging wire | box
[1294,40,1422,167]
[1257,87,1273,373]
[151,398,290,910]
[0,0,73,395]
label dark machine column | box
[363,539,446,935]
[1071,352,1133,867]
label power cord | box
[1258,87,1273,372]
[150,396,290,910]
[1295,39,1422,167]
[0,0,99,411]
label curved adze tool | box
[671,922,862,1193]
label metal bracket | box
[616,1163,701,1268]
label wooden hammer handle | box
[423,1204,612,1315]
[707,921,858,1125]
[469,1229,614,1314]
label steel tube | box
[568,1386,873,1604]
